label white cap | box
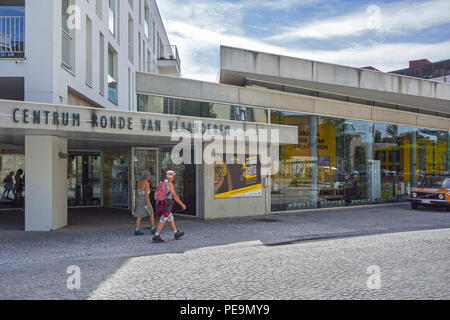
[166,170,176,177]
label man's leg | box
[169,219,176,232]
[156,221,165,234]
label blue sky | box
[157,0,450,82]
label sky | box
[156,0,450,82]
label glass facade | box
[160,148,197,216]
[67,153,102,206]
[137,94,268,123]
[271,110,450,212]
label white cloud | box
[241,0,324,10]
[157,0,450,82]
[269,0,450,41]
[165,21,450,81]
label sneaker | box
[134,229,144,236]
[144,227,158,235]
[152,235,165,243]
[174,231,185,240]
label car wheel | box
[411,203,419,210]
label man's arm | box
[167,182,186,210]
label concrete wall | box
[219,46,450,116]
[201,162,267,220]
[220,46,450,101]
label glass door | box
[67,152,101,207]
[132,148,159,212]
[104,151,129,208]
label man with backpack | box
[152,170,186,243]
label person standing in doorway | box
[152,170,186,243]
[133,171,157,236]
[14,169,24,207]
[2,171,14,200]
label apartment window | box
[108,45,118,104]
[99,32,105,95]
[138,33,142,71]
[128,68,131,110]
[62,0,75,72]
[146,50,152,72]
[139,0,142,24]
[96,0,102,19]
[128,15,134,62]
[142,40,145,72]
[108,0,116,36]
[86,16,93,86]
[144,4,150,40]
[153,21,156,52]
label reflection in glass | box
[67,153,101,206]
[137,94,268,123]
[160,149,196,216]
[270,109,450,212]
[104,151,129,208]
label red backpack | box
[154,181,167,201]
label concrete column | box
[364,131,374,203]
[25,136,68,231]
[446,133,450,174]
[410,132,417,188]
[309,116,318,207]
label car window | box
[443,178,450,189]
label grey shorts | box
[159,212,174,223]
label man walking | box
[152,170,186,243]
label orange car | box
[408,176,450,211]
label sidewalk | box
[1,203,449,267]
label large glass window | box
[108,0,116,36]
[137,94,268,123]
[62,0,75,72]
[160,149,197,216]
[270,109,450,212]
[108,45,118,104]
[270,111,319,211]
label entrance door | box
[67,152,101,207]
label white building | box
[0,0,180,110]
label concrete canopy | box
[219,46,450,116]
[0,99,298,148]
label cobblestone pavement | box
[0,204,449,300]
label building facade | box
[0,5,449,232]
[0,0,180,108]
[391,58,450,83]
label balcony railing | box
[0,16,25,58]
[158,45,181,71]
